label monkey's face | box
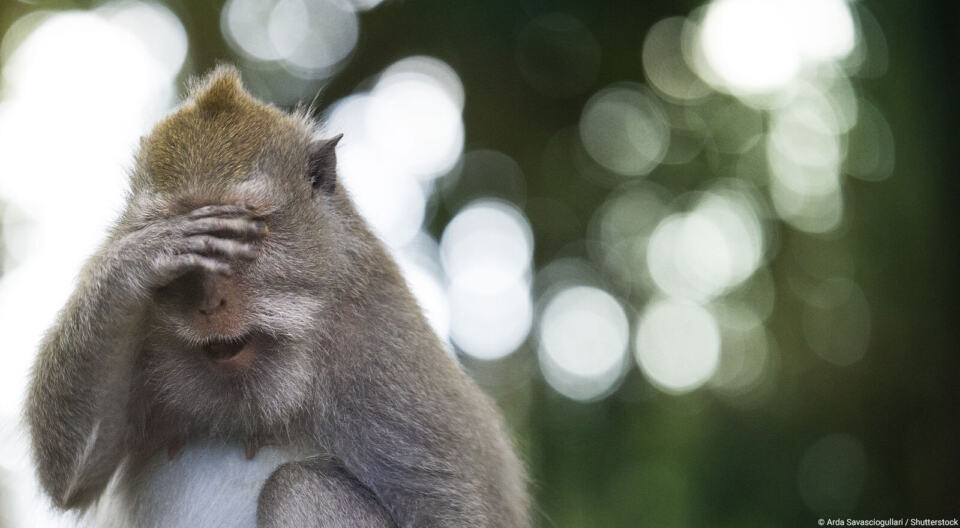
[141,191,333,431]
[129,68,349,430]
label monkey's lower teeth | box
[203,338,247,361]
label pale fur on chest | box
[84,441,304,528]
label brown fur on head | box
[135,65,316,196]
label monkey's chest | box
[91,441,300,528]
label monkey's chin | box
[202,333,256,373]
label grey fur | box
[24,67,529,527]
[257,457,393,527]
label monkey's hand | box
[121,204,267,292]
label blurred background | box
[0,0,957,526]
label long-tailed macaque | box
[25,66,529,528]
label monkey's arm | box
[25,205,264,509]
[257,457,395,528]
[25,233,159,509]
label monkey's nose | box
[199,298,227,316]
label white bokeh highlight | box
[647,189,764,302]
[635,298,721,394]
[441,199,534,360]
[366,69,465,181]
[579,84,670,176]
[538,286,630,401]
[222,0,358,78]
[441,200,533,293]
[694,0,856,96]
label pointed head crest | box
[140,66,312,193]
[191,65,251,114]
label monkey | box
[24,65,529,528]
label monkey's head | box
[126,66,367,434]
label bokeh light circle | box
[694,0,855,101]
[635,298,721,394]
[642,17,711,102]
[335,141,426,248]
[647,189,765,301]
[579,84,670,176]
[101,2,188,78]
[441,199,534,294]
[538,285,629,401]
[222,0,358,78]
[696,0,802,95]
[442,199,534,361]
[448,280,533,361]
[367,69,464,180]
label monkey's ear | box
[308,134,343,195]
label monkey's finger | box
[155,253,233,280]
[183,217,267,239]
[184,236,259,260]
[186,204,256,219]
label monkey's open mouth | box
[202,334,256,371]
